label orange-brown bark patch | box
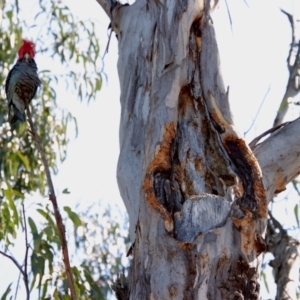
[142,122,176,224]
[178,85,195,116]
[194,157,202,173]
[206,92,267,218]
[232,209,266,257]
[179,242,193,250]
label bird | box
[5,39,41,124]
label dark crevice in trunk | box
[183,246,197,300]
[225,139,258,213]
[226,257,260,300]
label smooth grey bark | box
[96,1,300,299]
[254,118,300,201]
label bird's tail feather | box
[10,107,26,124]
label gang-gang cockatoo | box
[5,39,41,124]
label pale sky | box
[1,0,300,299]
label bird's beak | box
[25,53,29,61]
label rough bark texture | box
[94,0,300,299]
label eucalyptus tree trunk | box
[97,1,300,299]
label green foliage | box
[261,271,269,294]
[19,203,128,300]
[0,0,103,203]
[0,282,12,300]
[71,205,130,299]
[0,0,128,299]
[294,204,299,227]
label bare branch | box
[26,105,77,300]
[281,9,297,70]
[224,0,233,32]
[1,208,30,300]
[0,251,25,276]
[266,210,300,300]
[14,271,22,300]
[244,85,270,136]
[242,0,249,8]
[96,0,118,19]
[249,121,289,150]
[103,29,113,59]
[273,11,300,126]
[22,203,30,300]
[254,117,300,201]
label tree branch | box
[261,9,300,300]
[22,203,30,300]
[244,85,270,136]
[26,105,77,300]
[273,10,300,126]
[0,251,25,276]
[14,271,22,300]
[266,211,300,300]
[248,121,289,150]
[281,9,297,70]
[254,117,300,201]
[0,237,29,300]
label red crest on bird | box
[17,39,36,61]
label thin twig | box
[248,121,290,150]
[0,251,25,276]
[244,85,270,136]
[25,105,77,300]
[22,202,30,300]
[242,0,249,8]
[224,0,233,33]
[14,270,22,300]
[102,29,113,60]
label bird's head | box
[17,40,36,61]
